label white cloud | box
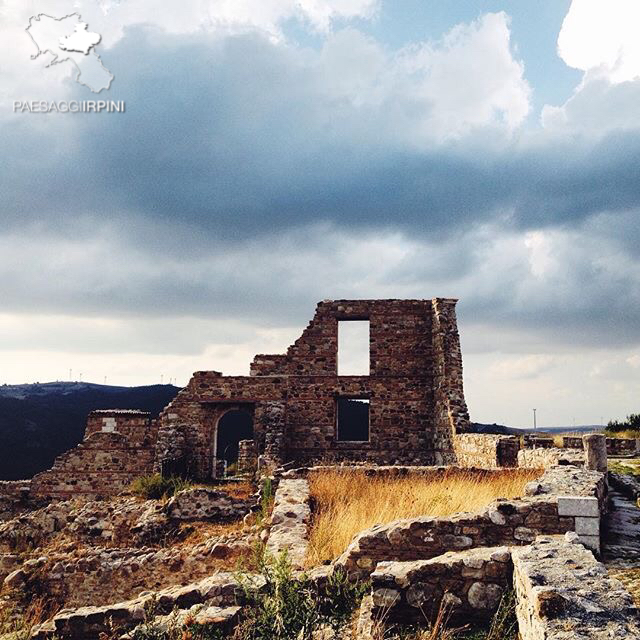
[543,0,640,135]
[318,13,530,144]
[558,0,640,84]
[0,0,378,107]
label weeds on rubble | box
[382,590,517,640]
[0,593,53,640]
[609,460,640,477]
[131,474,192,500]
[307,468,541,565]
[258,477,273,523]
[129,552,367,640]
[234,550,368,639]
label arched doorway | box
[215,408,254,476]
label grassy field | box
[306,467,541,566]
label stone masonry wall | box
[370,546,512,626]
[30,431,155,500]
[237,439,257,475]
[155,299,470,478]
[266,478,310,568]
[453,434,519,468]
[431,299,470,464]
[517,447,584,469]
[607,437,639,456]
[84,410,155,448]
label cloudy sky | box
[1,0,639,427]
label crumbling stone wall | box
[370,546,512,626]
[30,411,157,500]
[155,299,470,478]
[517,447,583,469]
[607,437,639,456]
[453,434,519,468]
[266,478,310,568]
[237,440,257,475]
[0,480,32,521]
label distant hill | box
[469,422,521,435]
[470,422,602,436]
[0,382,180,480]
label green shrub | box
[131,474,192,500]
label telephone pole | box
[533,408,537,431]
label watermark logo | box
[17,12,125,113]
[13,100,125,113]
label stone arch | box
[213,406,254,476]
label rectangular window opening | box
[337,320,370,376]
[337,397,370,442]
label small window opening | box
[337,397,370,442]
[337,320,370,375]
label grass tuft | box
[131,474,192,500]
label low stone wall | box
[166,488,251,522]
[562,436,584,449]
[370,546,512,625]
[453,434,519,468]
[523,436,555,449]
[266,478,310,568]
[335,465,606,579]
[31,572,264,640]
[0,480,32,521]
[517,447,583,469]
[609,471,640,501]
[30,431,155,500]
[607,437,639,457]
[513,535,640,639]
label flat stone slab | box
[513,535,640,639]
[266,478,310,568]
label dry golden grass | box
[306,468,541,566]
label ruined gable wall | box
[250,299,434,378]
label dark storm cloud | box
[1,26,640,351]
[3,28,640,241]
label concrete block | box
[574,516,599,536]
[557,496,599,518]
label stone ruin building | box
[24,298,471,498]
[6,299,640,640]
[154,298,470,477]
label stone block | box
[574,516,599,536]
[557,496,599,518]
[577,534,600,553]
